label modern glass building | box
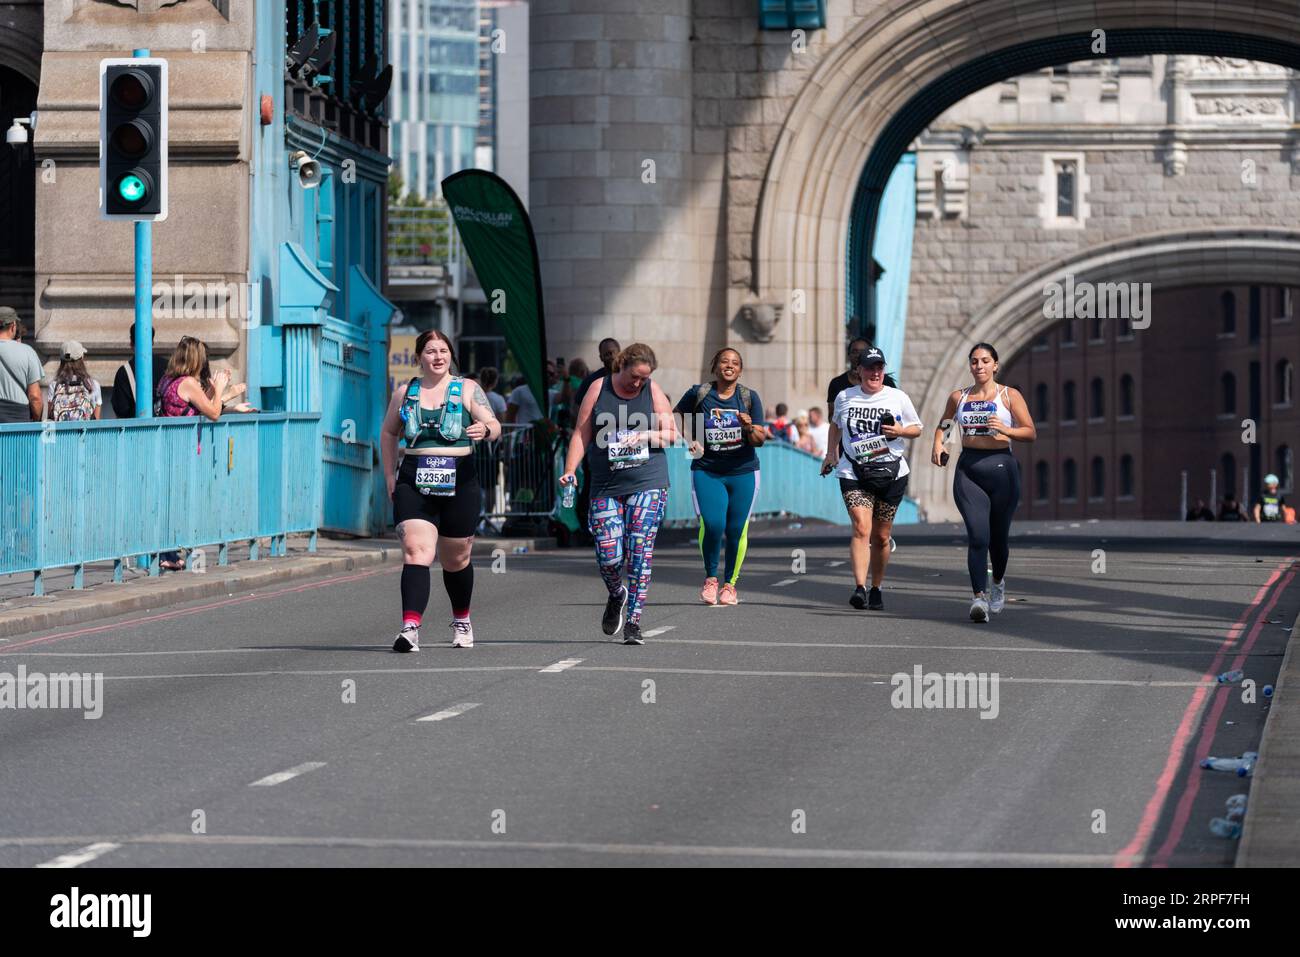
[389,0,481,198]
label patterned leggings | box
[589,488,668,625]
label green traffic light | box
[117,174,146,203]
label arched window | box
[1091,456,1106,500]
[1221,372,1237,415]
[1090,315,1104,342]
[1222,453,1237,498]
[1221,291,1237,335]
[1063,381,1077,422]
[1089,377,1105,419]
[1063,459,1078,500]
[1035,461,1050,501]
[1120,454,1134,498]
[1278,445,1294,493]
[1035,383,1050,421]
[1119,374,1135,417]
[1061,319,1076,345]
[1277,359,1294,406]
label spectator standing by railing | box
[0,306,42,423]
[477,366,508,419]
[1185,499,1215,521]
[808,406,830,457]
[47,341,102,421]
[793,413,818,455]
[1217,494,1249,522]
[155,336,231,571]
[769,403,796,443]
[111,321,169,418]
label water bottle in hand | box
[560,475,576,509]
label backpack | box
[693,381,753,415]
[51,380,95,421]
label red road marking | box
[1115,558,1295,868]
[0,566,394,653]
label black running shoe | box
[602,586,628,636]
[867,586,884,611]
[623,621,643,645]
[850,585,868,609]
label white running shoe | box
[989,580,1006,614]
[969,595,990,623]
[450,618,474,648]
[393,623,420,653]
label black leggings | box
[953,449,1021,595]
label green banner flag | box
[441,170,548,412]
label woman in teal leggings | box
[674,349,764,605]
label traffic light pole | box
[132,47,153,418]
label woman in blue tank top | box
[931,342,1036,623]
[561,343,677,645]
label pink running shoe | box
[719,583,738,605]
[700,577,719,604]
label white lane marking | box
[249,762,327,787]
[773,579,798,587]
[539,658,583,673]
[827,561,846,567]
[651,638,1272,657]
[34,842,120,869]
[640,625,676,638]
[417,702,481,722]
[573,665,1208,687]
[7,832,1192,866]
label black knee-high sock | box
[400,564,431,624]
[443,564,474,619]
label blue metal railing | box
[0,413,322,595]
[662,441,919,525]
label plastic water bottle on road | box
[1216,669,1244,684]
[1209,818,1242,839]
[1200,751,1258,774]
[1225,794,1248,821]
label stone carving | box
[1193,97,1285,116]
[736,302,783,342]
[1192,56,1288,76]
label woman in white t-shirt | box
[819,347,921,612]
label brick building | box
[1000,286,1298,519]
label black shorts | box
[839,475,908,519]
[392,453,481,538]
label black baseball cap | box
[858,347,886,368]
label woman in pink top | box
[156,336,229,421]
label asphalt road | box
[1,523,1296,867]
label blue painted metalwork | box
[758,0,825,30]
[661,442,917,526]
[133,48,155,417]
[871,153,916,378]
[0,415,321,594]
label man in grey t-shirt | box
[0,307,43,423]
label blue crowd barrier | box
[661,441,919,526]
[0,413,322,595]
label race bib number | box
[415,455,457,496]
[608,430,649,470]
[850,434,889,463]
[960,401,995,436]
[704,409,743,452]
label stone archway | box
[905,226,1300,519]
[751,0,1300,421]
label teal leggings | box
[691,469,759,585]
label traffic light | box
[99,58,168,221]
